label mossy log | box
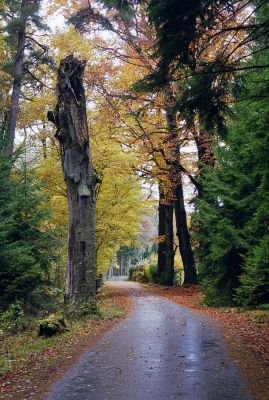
[38,314,69,337]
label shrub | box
[132,270,148,283]
[128,264,148,283]
[25,286,64,315]
[145,264,158,283]
[0,301,27,334]
[128,267,134,281]
[174,269,184,285]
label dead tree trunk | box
[48,55,96,310]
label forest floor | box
[0,281,268,400]
[144,283,269,400]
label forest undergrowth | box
[0,285,132,400]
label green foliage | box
[128,266,135,281]
[135,0,232,89]
[1,1,48,49]
[148,0,201,72]
[128,263,158,283]
[97,0,137,19]
[0,145,62,311]
[235,235,269,308]
[174,269,183,286]
[0,301,26,334]
[0,0,52,103]
[196,42,269,307]
[145,264,158,283]
[26,286,64,315]
[177,67,231,135]
[128,264,148,283]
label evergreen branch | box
[185,64,269,80]
[25,35,48,52]
[24,67,54,90]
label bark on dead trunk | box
[48,55,96,310]
[7,0,30,156]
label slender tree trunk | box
[48,55,96,309]
[197,133,214,168]
[120,254,123,276]
[157,184,166,280]
[164,199,174,285]
[127,256,131,276]
[40,123,47,159]
[174,175,197,284]
[192,127,215,267]
[164,86,197,284]
[157,183,174,285]
[7,0,30,156]
[40,138,47,159]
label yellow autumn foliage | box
[36,118,145,276]
[18,19,148,279]
[91,117,146,273]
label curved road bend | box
[46,281,253,400]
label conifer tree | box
[0,0,49,155]
[0,138,61,310]
[196,33,269,306]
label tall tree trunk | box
[164,86,197,284]
[174,175,197,284]
[157,183,174,285]
[192,127,215,267]
[157,184,166,280]
[40,123,47,159]
[48,55,96,310]
[7,0,30,156]
[164,199,174,285]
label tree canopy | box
[0,0,268,316]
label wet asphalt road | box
[46,282,253,400]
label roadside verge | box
[144,283,269,400]
[0,284,132,400]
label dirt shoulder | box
[144,283,269,400]
[0,284,133,400]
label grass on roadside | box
[0,296,125,375]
